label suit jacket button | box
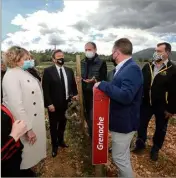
[33,102,36,105]
[27,80,30,82]
[34,114,37,116]
[32,91,34,94]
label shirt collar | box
[115,57,131,72]
[153,59,169,67]
[55,64,64,70]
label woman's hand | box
[10,120,27,142]
[26,130,37,145]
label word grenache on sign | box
[92,88,110,165]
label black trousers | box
[1,150,22,177]
[48,104,68,148]
[83,90,93,138]
[137,104,169,149]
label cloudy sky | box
[2,0,176,55]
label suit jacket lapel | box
[158,60,172,73]
[63,66,70,94]
[64,67,69,84]
[51,65,61,84]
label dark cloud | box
[72,21,91,33]
[40,28,64,35]
[21,42,30,46]
[87,0,176,33]
[103,33,117,42]
[38,22,64,35]
[38,22,48,28]
[6,40,13,46]
[48,34,65,45]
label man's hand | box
[26,130,37,145]
[172,114,176,119]
[76,76,82,83]
[83,79,95,83]
[165,111,173,119]
[94,82,101,88]
[72,95,79,101]
[10,120,28,142]
[48,104,55,112]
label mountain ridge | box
[132,48,176,61]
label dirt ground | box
[35,115,176,177]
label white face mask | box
[85,51,95,59]
[153,52,164,62]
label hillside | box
[133,48,176,61]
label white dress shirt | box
[55,65,69,100]
[114,57,132,76]
[153,59,168,78]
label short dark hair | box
[86,42,97,49]
[113,38,133,55]
[157,42,171,53]
[52,49,63,59]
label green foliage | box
[30,49,112,66]
[29,49,151,67]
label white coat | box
[2,67,46,169]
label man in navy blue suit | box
[94,38,143,178]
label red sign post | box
[92,87,110,165]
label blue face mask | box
[30,59,35,68]
[22,60,32,70]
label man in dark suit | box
[42,49,78,157]
[133,42,176,161]
[94,38,143,177]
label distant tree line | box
[29,49,112,66]
[1,49,150,66]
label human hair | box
[51,49,63,59]
[157,42,171,53]
[85,42,97,49]
[113,38,133,55]
[4,46,29,68]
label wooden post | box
[76,55,105,177]
[76,55,85,130]
[95,165,105,177]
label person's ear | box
[52,57,55,62]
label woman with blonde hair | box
[2,46,46,176]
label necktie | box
[60,68,66,100]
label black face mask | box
[56,58,64,65]
[110,55,117,67]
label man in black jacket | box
[80,42,107,138]
[133,42,176,161]
[42,49,78,157]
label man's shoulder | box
[44,65,55,71]
[120,60,142,78]
[169,61,176,75]
[95,55,104,62]
[170,61,176,68]
[64,66,73,72]
[126,59,141,70]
